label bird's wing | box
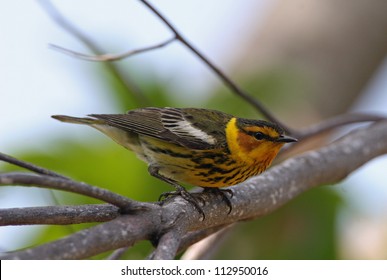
[89,107,227,150]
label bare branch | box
[178,224,231,254]
[137,0,291,132]
[49,37,176,62]
[39,1,387,142]
[39,0,385,142]
[38,0,150,107]
[44,0,283,127]
[0,172,145,211]
[1,213,160,260]
[0,152,68,179]
[295,113,387,140]
[106,247,131,260]
[279,113,387,157]
[181,225,234,260]
[0,204,119,226]
[149,229,183,260]
[37,0,96,51]
[2,120,387,259]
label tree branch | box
[0,172,146,211]
[2,120,386,259]
[49,37,176,62]
[0,152,68,179]
[279,113,387,157]
[39,0,387,141]
[138,0,290,132]
[0,204,119,226]
[181,225,234,259]
[1,213,159,260]
[106,247,130,260]
[149,229,183,260]
[40,0,288,131]
[178,224,231,254]
[294,113,386,139]
[38,0,150,107]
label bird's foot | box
[202,188,233,214]
[159,185,205,220]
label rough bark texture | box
[1,120,386,260]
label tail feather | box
[52,114,139,152]
[51,115,103,125]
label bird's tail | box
[51,115,103,125]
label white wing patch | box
[161,110,217,145]
[171,120,217,144]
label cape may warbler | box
[52,107,296,217]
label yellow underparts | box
[136,118,284,188]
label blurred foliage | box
[215,187,341,259]
[206,69,306,120]
[1,60,345,259]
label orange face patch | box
[236,127,284,165]
[237,130,260,153]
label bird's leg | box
[202,187,233,214]
[148,165,205,219]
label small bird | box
[52,107,296,217]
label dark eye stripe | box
[243,129,275,141]
[254,132,265,140]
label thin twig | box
[279,113,387,157]
[181,224,234,259]
[49,37,176,62]
[38,0,150,107]
[296,113,387,139]
[43,0,290,132]
[0,152,68,179]
[138,0,292,133]
[178,225,231,254]
[0,172,146,211]
[106,247,131,260]
[0,204,119,226]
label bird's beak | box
[276,135,298,143]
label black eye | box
[254,132,265,140]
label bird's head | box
[226,117,297,165]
